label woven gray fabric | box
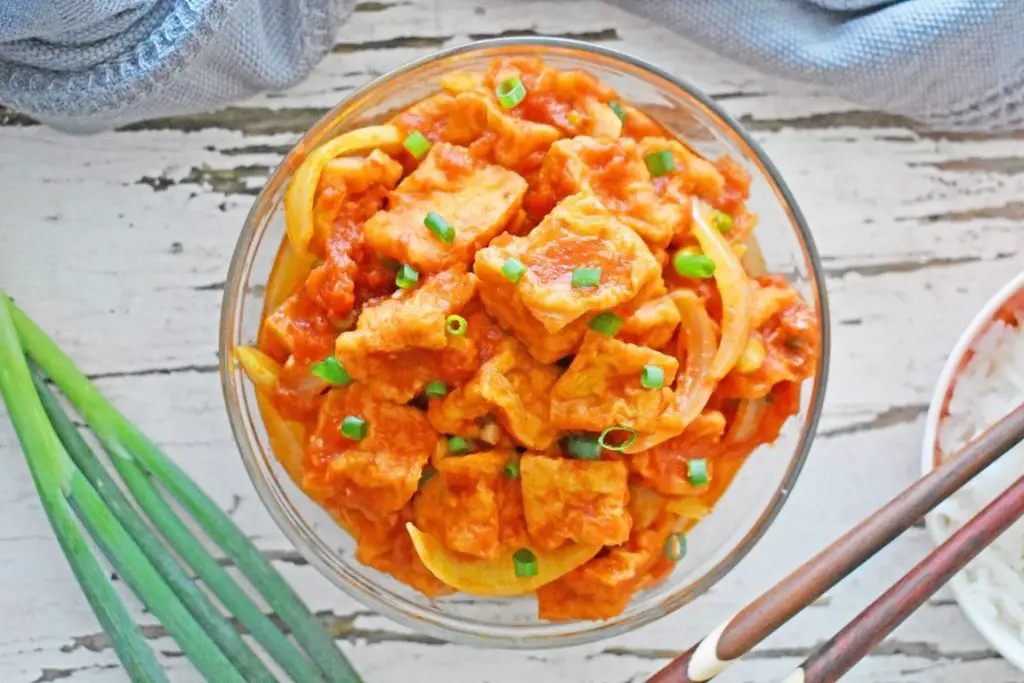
[1,0,1022,133]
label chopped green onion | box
[588,312,623,337]
[340,416,368,441]
[418,465,437,489]
[403,131,431,160]
[566,435,601,461]
[447,435,472,455]
[424,211,455,244]
[496,76,526,109]
[712,211,734,233]
[641,364,664,389]
[672,252,716,279]
[598,426,638,452]
[501,258,527,284]
[310,356,352,386]
[688,458,709,486]
[644,149,676,178]
[424,380,448,399]
[664,533,687,562]
[503,458,520,480]
[513,547,538,577]
[445,314,468,336]
[571,267,602,289]
[609,100,627,122]
[395,264,420,289]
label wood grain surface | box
[1,1,1022,681]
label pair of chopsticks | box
[648,401,1024,683]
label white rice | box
[933,308,1024,638]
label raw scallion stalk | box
[0,296,246,683]
[33,373,283,683]
[9,303,364,683]
[0,300,168,683]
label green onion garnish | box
[672,252,716,279]
[395,264,420,289]
[496,76,526,109]
[402,131,431,160]
[447,435,472,455]
[713,211,734,233]
[566,435,601,461]
[640,364,664,389]
[588,312,623,337]
[688,458,709,486]
[501,258,527,284]
[598,426,637,452]
[340,416,368,441]
[418,465,437,489]
[664,533,687,562]
[424,211,455,244]
[644,149,676,178]
[571,267,601,289]
[309,356,352,386]
[445,314,468,336]
[503,458,520,480]
[609,100,627,122]
[513,547,538,577]
[424,380,448,399]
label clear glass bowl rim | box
[219,36,832,648]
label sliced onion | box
[691,200,751,380]
[233,346,281,389]
[284,124,403,254]
[726,397,768,444]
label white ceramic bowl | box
[921,269,1024,671]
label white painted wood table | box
[1,1,1023,681]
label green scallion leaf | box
[664,533,687,562]
[598,426,638,452]
[340,416,368,441]
[609,100,627,122]
[571,267,601,289]
[310,356,352,386]
[672,252,716,279]
[418,465,437,489]
[501,258,527,284]
[713,211,734,233]
[566,435,601,461]
[641,364,665,389]
[688,458,709,487]
[424,211,455,244]
[496,77,527,109]
[447,435,472,455]
[402,131,431,160]
[513,547,538,577]
[588,312,623,337]
[503,458,520,480]
[644,149,676,178]
[424,380,448,399]
[395,264,420,289]
[445,314,468,336]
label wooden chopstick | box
[781,472,1024,683]
[647,401,1024,683]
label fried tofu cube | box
[428,338,560,450]
[520,455,631,550]
[638,137,726,208]
[445,92,562,172]
[474,235,587,363]
[630,411,725,496]
[550,332,680,433]
[526,137,686,248]
[308,385,438,518]
[334,269,480,402]
[413,451,507,559]
[514,193,661,333]
[262,293,337,363]
[619,293,681,350]
[363,143,527,273]
[537,516,674,620]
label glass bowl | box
[220,37,830,648]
